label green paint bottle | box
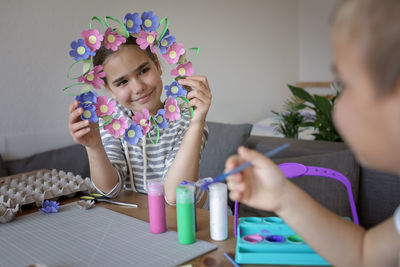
[176,184,196,244]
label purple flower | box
[124,123,143,145]
[164,81,187,98]
[69,38,96,61]
[155,109,168,130]
[157,29,176,54]
[141,11,158,32]
[75,91,98,104]
[41,200,60,214]
[124,12,142,34]
[78,103,99,123]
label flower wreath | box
[63,11,198,145]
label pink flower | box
[104,28,126,51]
[136,30,157,53]
[95,96,116,117]
[162,43,185,64]
[170,62,194,77]
[81,29,103,51]
[104,117,128,138]
[132,108,150,135]
[164,97,181,121]
[77,65,105,90]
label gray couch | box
[2,122,399,229]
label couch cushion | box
[6,144,90,178]
[358,168,400,228]
[239,149,360,223]
[0,155,8,177]
[199,122,252,179]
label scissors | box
[80,193,138,208]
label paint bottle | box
[209,182,228,241]
[179,181,197,231]
[147,178,167,234]
[176,184,196,244]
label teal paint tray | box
[235,217,331,266]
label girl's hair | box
[93,36,158,85]
[332,0,400,94]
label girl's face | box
[103,45,164,115]
[332,37,400,174]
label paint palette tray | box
[235,217,331,266]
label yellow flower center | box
[107,34,115,43]
[168,105,176,113]
[127,130,136,138]
[86,73,94,81]
[140,119,147,127]
[88,35,97,44]
[146,35,155,44]
[144,19,152,28]
[178,68,186,76]
[83,110,91,118]
[113,122,121,130]
[100,105,108,113]
[77,46,86,55]
[171,86,179,94]
[126,19,134,28]
[161,39,168,47]
[169,51,177,59]
[156,116,163,123]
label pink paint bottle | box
[147,178,167,234]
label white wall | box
[0,0,336,160]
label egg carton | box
[0,169,93,209]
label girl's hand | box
[226,147,289,213]
[178,75,212,123]
[68,101,102,148]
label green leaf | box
[288,84,314,104]
[314,95,332,118]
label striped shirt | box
[93,103,208,201]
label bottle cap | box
[176,184,195,204]
[208,182,227,200]
[147,178,164,196]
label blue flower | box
[69,38,96,61]
[157,29,176,54]
[78,103,99,123]
[164,81,187,98]
[124,123,143,145]
[41,200,60,214]
[141,11,158,32]
[155,109,168,130]
[75,91,98,104]
[124,12,142,34]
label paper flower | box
[162,43,185,64]
[81,29,103,51]
[136,30,157,53]
[164,97,181,121]
[157,29,176,54]
[124,123,144,145]
[69,38,96,61]
[104,117,129,138]
[79,103,99,123]
[41,200,60,214]
[141,11,158,32]
[132,108,150,135]
[124,12,142,34]
[155,109,168,130]
[164,81,187,98]
[77,65,105,90]
[75,91,98,104]
[104,28,126,51]
[95,96,116,117]
[171,62,194,77]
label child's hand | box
[178,75,212,123]
[226,147,289,213]
[68,101,101,148]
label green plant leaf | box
[314,95,332,119]
[288,84,314,104]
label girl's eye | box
[140,67,150,75]
[117,80,128,87]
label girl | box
[68,16,211,205]
[226,0,400,266]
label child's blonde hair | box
[332,0,400,94]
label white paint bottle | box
[209,182,228,241]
